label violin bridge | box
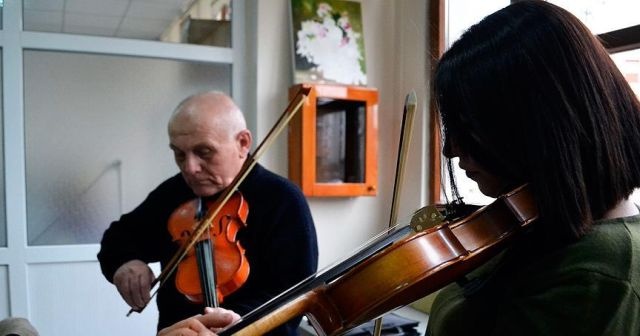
[410,205,445,232]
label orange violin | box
[167,190,250,306]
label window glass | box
[548,0,640,34]
[446,0,509,46]
[23,0,231,47]
[24,50,231,245]
[611,48,640,204]
[547,2,640,204]
[610,49,640,98]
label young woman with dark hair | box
[428,1,640,335]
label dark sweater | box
[98,164,318,334]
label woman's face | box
[445,137,512,198]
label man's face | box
[169,120,249,197]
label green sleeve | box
[492,270,640,336]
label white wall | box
[254,0,430,268]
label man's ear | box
[237,129,253,157]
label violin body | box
[320,185,536,330]
[167,191,250,304]
[220,185,537,335]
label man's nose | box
[182,155,202,174]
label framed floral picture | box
[290,0,367,86]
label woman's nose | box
[443,137,460,158]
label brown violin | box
[219,184,538,335]
[167,190,250,306]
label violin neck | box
[195,239,219,307]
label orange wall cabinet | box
[288,83,378,197]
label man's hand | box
[157,307,241,336]
[113,259,155,311]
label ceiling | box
[22,0,217,41]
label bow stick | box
[373,90,418,335]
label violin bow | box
[373,90,418,335]
[128,86,311,316]
[388,90,418,228]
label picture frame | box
[290,0,368,86]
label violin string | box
[199,198,218,307]
[200,226,218,307]
[306,90,420,283]
[319,91,418,278]
[222,187,537,334]
[312,213,415,277]
[223,211,417,335]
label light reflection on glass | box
[612,48,640,204]
[611,48,640,99]
[548,0,640,34]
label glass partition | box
[23,0,231,47]
[0,266,8,318]
[24,50,231,245]
[0,51,4,247]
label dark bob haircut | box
[434,1,640,244]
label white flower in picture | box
[295,2,367,85]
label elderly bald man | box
[98,92,318,335]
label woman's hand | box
[157,307,241,336]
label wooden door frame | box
[428,0,445,203]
